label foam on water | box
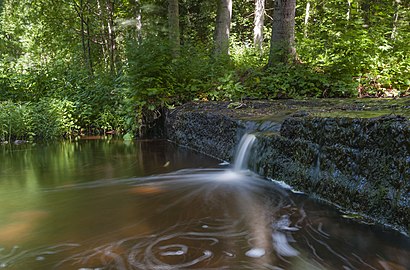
[215,170,242,181]
[211,134,257,182]
[245,248,266,258]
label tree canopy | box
[0,0,409,140]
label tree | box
[168,0,180,57]
[214,0,232,56]
[72,0,94,75]
[134,0,142,43]
[268,0,296,66]
[391,0,402,40]
[303,1,310,37]
[253,0,265,54]
[102,0,117,74]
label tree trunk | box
[134,0,142,44]
[85,17,94,75]
[304,1,310,37]
[268,0,296,66]
[79,2,87,69]
[96,0,109,69]
[168,0,180,58]
[347,0,352,21]
[253,0,265,54]
[73,0,93,75]
[106,0,116,74]
[391,0,400,40]
[214,0,232,57]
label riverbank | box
[164,98,410,235]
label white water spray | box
[216,134,256,181]
[233,134,256,171]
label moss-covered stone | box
[281,115,410,156]
[164,99,410,234]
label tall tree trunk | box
[73,0,93,75]
[304,1,310,37]
[267,0,296,66]
[134,0,142,44]
[106,0,116,74]
[85,17,94,75]
[391,0,400,40]
[79,2,87,69]
[97,0,109,68]
[347,0,352,20]
[214,0,232,57]
[168,0,180,58]
[253,0,265,54]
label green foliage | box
[0,59,126,137]
[242,63,357,99]
[230,41,268,71]
[30,98,78,140]
[124,38,238,115]
[126,38,175,107]
[0,98,77,141]
[211,72,246,101]
[96,106,125,133]
[0,0,409,142]
[296,0,410,97]
[0,101,30,141]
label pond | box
[0,139,409,269]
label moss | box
[312,110,408,119]
[239,110,297,122]
[165,99,410,235]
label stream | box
[0,138,409,269]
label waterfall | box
[233,134,256,171]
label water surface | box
[0,139,409,269]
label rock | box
[164,99,410,235]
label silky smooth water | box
[0,139,409,269]
[233,134,256,172]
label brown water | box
[0,139,409,270]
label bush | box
[30,98,78,140]
[0,101,31,142]
[242,63,357,99]
[124,38,240,133]
[0,98,78,142]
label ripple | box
[3,168,409,269]
[49,216,248,269]
[0,244,80,269]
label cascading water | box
[217,134,256,181]
[233,134,256,171]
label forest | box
[0,0,409,141]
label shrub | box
[30,98,77,140]
[243,63,357,99]
[0,101,31,142]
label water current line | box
[233,134,256,171]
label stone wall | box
[165,102,410,234]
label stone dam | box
[158,99,410,235]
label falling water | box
[233,134,256,171]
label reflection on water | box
[0,139,409,269]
